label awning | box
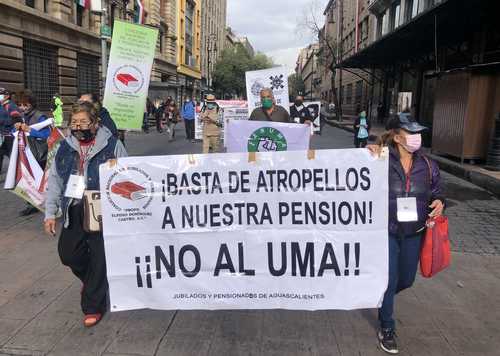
[339,0,498,69]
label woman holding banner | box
[44,102,127,328]
[371,114,445,354]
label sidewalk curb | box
[329,120,500,197]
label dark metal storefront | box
[23,39,58,112]
[338,0,500,160]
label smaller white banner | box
[246,67,290,115]
[225,120,310,153]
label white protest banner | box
[225,120,310,153]
[103,21,158,130]
[246,67,290,114]
[100,149,389,312]
[305,101,321,134]
[4,131,45,208]
[218,100,248,145]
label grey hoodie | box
[45,126,127,225]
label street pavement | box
[0,123,499,356]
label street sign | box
[101,25,112,38]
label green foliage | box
[288,73,306,99]
[212,43,274,99]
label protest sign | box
[100,149,389,311]
[218,100,248,145]
[225,120,310,153]
[4,118,58,211]
[246,67,290,114]
[305,101,321,134]
[103,21,158,130]
[4,131,45,208]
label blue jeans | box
[378,233,423,330]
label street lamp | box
[207,33,218,91]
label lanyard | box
[79,143,94,175]
[404,159,414,195]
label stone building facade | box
[0,0,181,117]
[200,0,226,95]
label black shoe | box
[378,328,398,354]
[20,206,39,216]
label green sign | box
[247,127,288,152]
[102,21,158,130]
[101,25,112,38]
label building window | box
[76,5,84,27]
[346,83,353,105]
[25,0,35,8]
[185,1,195,67]
[44,0,49,12]
[23,40,58,112]
[381,10,390,36]
[77,53,99,97]
[355,81,363,105]
[392,2,401,30]
[412,0,419,18]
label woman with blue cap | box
[372,113,445,354]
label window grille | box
[23,39,58,112]
[77,53,100,96]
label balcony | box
[368,0,393,14]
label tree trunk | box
[329,65,342,122]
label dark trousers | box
[354,137,368,148]
[156,116,163,132]
[378,233,423,330]
[185,119,195,139]
[0,136,14,173]
[58,203,108,314]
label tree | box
[212,43,274,99]
[288,73,306,100]
[298,0,343,121]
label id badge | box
[397,197,418,222]
[64,175,86,199]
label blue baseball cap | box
[386,113,428,133]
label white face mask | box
[402,134,422,153]
[0,95,4,102]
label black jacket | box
[99,107,119,137]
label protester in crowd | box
[155,98,167,133]
[78,92,118,139]
[289,95,312,125]
[369,114,445,354]
[0,88,22,174]
[52,94,64,127]
[44,101,127,328]
[377,101,385,124]
[200,94,221,153]
[249,88,291,122]
[181,96,196,142]
[16,90,51,216]
[319,102,335,135]
[166,102,180,142]
[354,110,371,148]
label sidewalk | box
[0,208,499,356]
[328,119,500,197]
[0,129,500,355]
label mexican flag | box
[135,0,145,24]
[76,0,90,9]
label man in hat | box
[0,88,22,174]
[200,94,221,153]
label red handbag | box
[420,215,451,278]
[420,156,451,278]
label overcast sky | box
[227,0,326,73]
